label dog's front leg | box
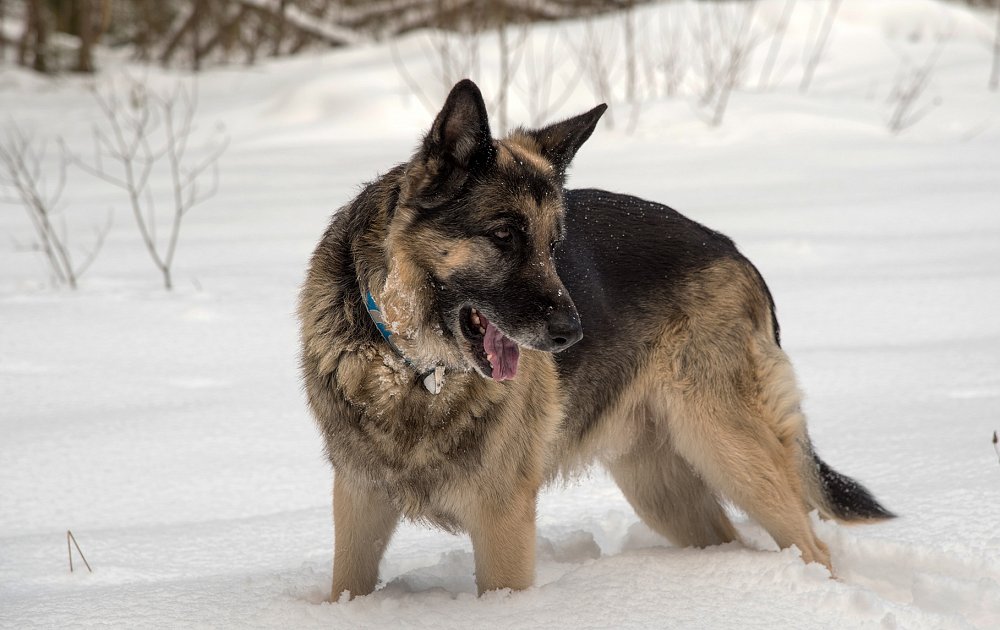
[331,472,399,601]
[468,485,538,595]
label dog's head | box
[379,79,605,382]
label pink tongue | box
[482,317,520,381]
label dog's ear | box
[529,104,607,179]
[423,79,492,171]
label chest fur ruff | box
[324,345,563,526]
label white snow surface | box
[2,1,1000,628]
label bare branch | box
[69,155,130,189]
[48,141,68,209]
[800,0,842,93]
[181,134,229,194]
[192,160,220,208]
[687,1,762,127]
[655,4,688,99]
[77,75,227,290]
[1,123,105,289]
[390,38,437,114]
[516,25,583,126]
[990,0,1000,90]
[573,18,619,130]
[73,209,113,278]
[887,35,948,134]
[758,0,796,89]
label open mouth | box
[459,306,520,381]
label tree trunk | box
[192,0,204,72]
[800,0,841,93]
[18,0,34,68]
[272,0,287,57]
[99,0,111,36]
[990,0,1000,91]
[497,22,509,135]
[76,0,95,73]
[0,0,6,62]
[29,0,48,73]
[160,6,197,65]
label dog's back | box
[551,188,757,459]
[554,188,750,428]
[550,188,892,558]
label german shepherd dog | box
[299,79,893,599]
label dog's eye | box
[492,229,512,242]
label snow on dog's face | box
[386,80,605,381]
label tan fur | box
[499,135,555,174]
[332,474,398,600]
[554,259,832,568]
[466,480,538,594]
[606,436,739,548]
[658,260,828,564]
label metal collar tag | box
[422,365,445,395]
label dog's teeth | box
[472,313,481,326]
[471,307,478,314]
[478,326,486,335]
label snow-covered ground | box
[2,0,1000,627]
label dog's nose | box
[546,310,582,351]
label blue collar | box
[364,290,445,394]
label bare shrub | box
[0,127,109,289]
[758,0,797,89]
[430,28,484,93]
[690,1,763,127]
[491,16,530,135]
[391,24,483,113]
[390,36,442,115]
[575,18,619,129]
[73,77,228,290]
[392,13,528,135]
[158,0,364,71]
[800,0,842,93]
[887,37,948,134]
[515,26,582,127]
[652,4,688,99]
[990,0,1000,90]
[622,0,640,130]
[19,0,50,73]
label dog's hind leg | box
[331,472,400,600]
[661,332,833,571]
[607,432,738,548]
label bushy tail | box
[803,447,896,522]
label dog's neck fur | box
[347,166,469,379]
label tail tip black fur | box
[815,455,896,521]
